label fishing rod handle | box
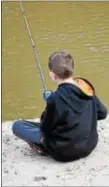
[43,90,52,101]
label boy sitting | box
[12,51,107,162]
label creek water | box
[2,2,109,121]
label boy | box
[12,51,107,162]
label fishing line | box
[19,1,48,91]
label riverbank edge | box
[2,115,109,186]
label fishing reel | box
[43,90,52,101]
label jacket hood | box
[57,77,95,113]
[74,77,94,97]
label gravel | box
[2,116,109,186]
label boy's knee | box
[12,120,23,136]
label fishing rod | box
[19,1,48,92]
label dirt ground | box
[2,115,109,186]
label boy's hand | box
[43,90,52,101]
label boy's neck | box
[57,77,77,86]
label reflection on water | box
[2,2,109,121]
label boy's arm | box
[95,95,107,120]
[40,110,46,122]
[40,96,55,135]
[40,90,53,122]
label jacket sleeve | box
[40,110,46,122]
[95,95,107,120]
[40,96,55,136]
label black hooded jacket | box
[40,78,107,161]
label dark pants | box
[12,120,44,149]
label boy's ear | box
[49,71,57,81]
[49,71,53,79]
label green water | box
[2,2,109,121]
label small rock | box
[14,171,18,175]
[34,176,47,181]
[23,152,27,156]
[90,168,95,171]
[3,153,6,158]
[66,167,72,172]
[4,169,9,174]
[6,137,10,142]
[15,137,18,140]
[56,175,60,178]
[15,146,20,149]
[42,176,47,180]
[100,126,105,130]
